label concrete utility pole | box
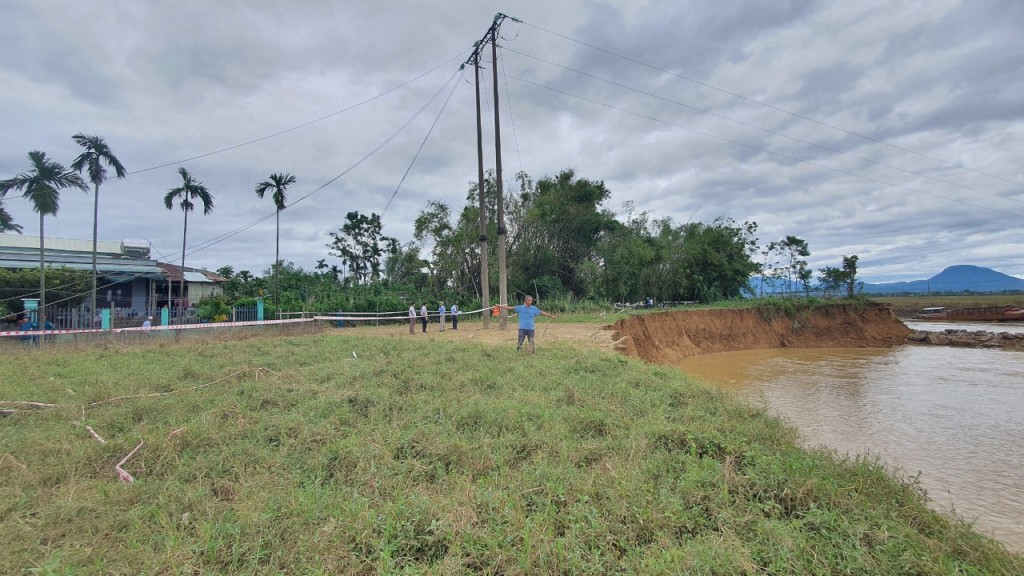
[491,21,509,330]
[467,44,490,328]
[464,13,519,329]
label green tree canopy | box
[164,167,213,308]
[1,150,88,331]
[327,211,398,285]
[0,199,21,233]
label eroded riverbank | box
[610,304,910,364]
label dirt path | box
[345,319,618,351]
[343,304,1017,361]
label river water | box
[678,342,1024,553]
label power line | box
[183,68,467,261]
[129,48,471,175]
[383,70,465,216]
[498,45,526,181]
[505,72,1024,220]
[516,18,1024,190]
[502,46,1024,209]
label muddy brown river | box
[678,345,1024,554]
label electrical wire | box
[516,18,1024,189]
[383,69,465,216]
[504,72,1024,220]
[498,45,526,185]
[182,67,467,261]
[129,48,472,175]
[502,46,1024,208]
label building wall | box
[0,234,122,254]
[188,282,223,301]
[130,278,150,314]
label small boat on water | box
[916,306,1024,321]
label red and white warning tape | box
[0,317,314,337]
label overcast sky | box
[2,0,1022,284]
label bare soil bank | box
[360,303,1021,359]
[610,304,911,364]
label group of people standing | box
[405,295,557,354]
[17,316,54,346]
[409,302,459,334]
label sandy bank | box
[609,304,911,364]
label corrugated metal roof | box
[0,257,164,277]
[183,271,212,283]
[0,233,122,255]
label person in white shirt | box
[408,304,417,335]
[420,304,428,333]
[451,303,459,330]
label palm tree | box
[164,167,213,316]
[71,133,127,325]
[254,173,296,318]
[0,198,22,233]
[0,151,87,335]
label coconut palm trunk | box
[39,212,46,339]
[164,167,213,322]
[1,150,87,341]
[254,172,295,321]
[71,133,127,328]
[91,181,99,322]
[180,207,189,314]
[275,208,280,319]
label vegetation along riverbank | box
[3,313,1021,574]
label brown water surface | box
[678,346,1024,553]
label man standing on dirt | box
[497,295,557,353]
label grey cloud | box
[1,0,1021,283]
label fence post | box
[257,298,264,321]
[161,306,169,327]
[101,308,111,330]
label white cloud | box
[1,0,1021,285]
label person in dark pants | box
[451,303,459,330]
[19,316,38,346]
[420,303,428,333]
[497,295,557,353]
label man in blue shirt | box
[19,316,38,346]
[498,295,557,353]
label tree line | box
[2,134,859,320]
[217,168,860,314]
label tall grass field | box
[2,330,1020,574]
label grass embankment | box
[2,332,1020,574]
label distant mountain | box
[861,265,1024,294]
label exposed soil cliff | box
[610,304,911,364]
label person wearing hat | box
[142,316,153,330]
